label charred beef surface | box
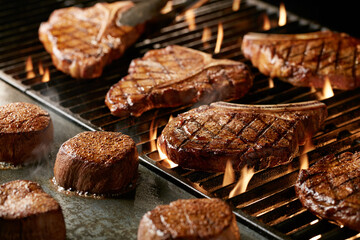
[39,1,144,79]
[138,198,240,240]
[0,180,66,240]
[54,131,138,195]
[295,152,360,232]
[0,102,53,166]
[105,45,253,117]
[242,31,360,90]
[158,101,327,172]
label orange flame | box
[321,76,334,99]
[157,142,178,168]
[26,56,35,79]
[149,118,158,152]
[214,22,224,54]
[278,2,287,26]
[42,68,50,83]
[222,160,235,186]
[38,61,44,75]
[263,14,271,30]
[201,27,212,48]
[161,0,172,14]
[269,78,274,88]
[300,140,314,170]
[185,9,196,31]
[232,0,241,11]
[229,165,254,198]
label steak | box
[295,152,360,232]
[158,101,327,172]
[242,31,360,90]
[105,45,253,117]
[138,198,240,240]
[0,102,53,166]
[0,180,66,240]
[54,131,138,195]
[39,1,144,79]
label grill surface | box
[1,0,360,239]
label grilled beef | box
[39,1,144,79]
[138,198,240,240]
[242,31,360,90]
[158,101,327,172]
[0,102,53,166]
[105,45,253,117]
[54,131,138,195]
[295,152,360,232]
[0,180,66,240]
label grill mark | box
[284,44,292,63]
[199,113,236,150]
[315,40,326,75]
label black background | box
[262,0,359,38]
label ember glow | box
[222,160,235,186]
[42,68,50,83]
[229,165,254,198]
[201,27,212,48]
[232,0,241,11]
[278,2,287,26]
[214,22,224,54]
[321,76,334,99]
[262,13,271,30]
[38,61,44,75]
[26,56,35,79]
[185,9,196,31]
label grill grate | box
[1,0,359,239]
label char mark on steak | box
[105,45,253,117]
[295,152,360,232]
[158,101,327,172]
[242,31,360,90]
[39,1,144,79]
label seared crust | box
[295,152,360,232]
[39,1,144,79]
[158,101,327,172]
[54,131,138,195]
[0,180,66,240]
[242,31,360,90]
[138,198,240,240]
[0,102,53,166]
[105,45,253,117]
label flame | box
[201,27,212,48]
[214,22,224,54]
[185,9,196,31]
[149,118,158,152]
[161,0,172,14]
[222,160,235,186]
[38,61,44,75]
[26,56,35,79]
[278,2,287,26]
[299,140,314,170]
[232,0,241,11]
[157,142,178,168]
[321,76,334,99]
[42,68,50,83]
[263,14,271,30]
[229,165,254,198]
[309,235,322,240]
[269,78,274,88]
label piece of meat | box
[158,101,327,172]
[241,31,360,90]
[39,1,144,79]
[105,45,253,117]
[0,180,66,240]
[138,198,240,240]
[54,131,138,195]
[0,102,53,166]
[295,152,360,232]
